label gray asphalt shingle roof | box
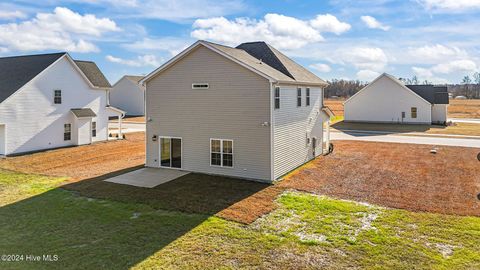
[205,41,327,85]
[74,60,111,88]
[0,53,111,105]
[70,108,97,118]
[0,52,65,103]
[406,85,449,104]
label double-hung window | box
[297,88,302,107]
[91,121,97,137]
[54,90,62,104]
[64,124,71,141]
[274,87,280,109]
[306,88,310,106]
[411,107,417,118]
[210,139,233,167]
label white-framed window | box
[54,90,62,104]
[274,87,280,109]
[91,121,97,137]
[192,83,209,89]
[64,124,71,141]
[210,139,233,167]
[411,107,417,118]
[297,88,302,107]
[306,88,310,106]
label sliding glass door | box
[160,137,182,168]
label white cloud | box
[356,70,380,81]
[407,44,468,63]
[0,10,27,20]
[309,63,332,73]
[309,14,351,34]
[0,7,120,53]
[341,47,388,72]
[191,13,350,50]
[106,54,161,67]
[418,0,480,12]
[412,67,450,84]
[431,59,477,74]
[360,15,390,31]
[77,0,246,22]
[124,37,191,56]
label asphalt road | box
[331,131,480,148]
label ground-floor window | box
[91,121,96,137]
[210,139,233,167]
[411,107,417,118]
[64,124,71,141]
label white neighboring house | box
[141,40,333,182]
[110,75,145,116]
[0,52,124,156]
[344,73,449,125]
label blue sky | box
[1,0,479,84]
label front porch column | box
[326,120,330,152]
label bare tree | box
[462,75,471,98]
[473,72,480,98]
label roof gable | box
[0,52,66,103]
[141,40,328,86]
[344,73,432,106]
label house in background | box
[0,52,124,156]
[344,73,449,125]
[110,75,145,116]
[141,40,333,182]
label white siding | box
[146,45,272,181]
[272,86,324,179]
[432,104,447,124]
[110,77,145,116]
[0,56,110,155]
[0,124,5,155]
[344,75,431,124]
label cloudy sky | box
[1,0,479,84]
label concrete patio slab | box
[104,167,189,188]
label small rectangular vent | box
[192,83,209,89]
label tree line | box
[325,72,480,99]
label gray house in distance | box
[141,40,333,182]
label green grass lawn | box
[1,169,479,269]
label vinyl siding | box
[0,56,110,155]
[110,77,145,116]
[344,75,432,124]
[273,86,324,179]
[431,104,447,124]
[146,45,272,181]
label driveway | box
[331,130,480,148]
[449,118,480,124]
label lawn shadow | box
[0,166,275,269]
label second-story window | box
[91,121,97,137]
[297,88,302,107]
[306,88,310,106]
[54,90,62,104]
[274,87,280,109]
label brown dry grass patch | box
[280,141,480,216]
[324,99,344,116]
[0,132,145,181]
[449,99,480,118]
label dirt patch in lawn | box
[449,99,480,118]
[280,141,480,217]
[324,99,344,116]
[0,133,145,181]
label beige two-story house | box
[141,40,333,182]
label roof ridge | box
[0,52,66,60]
